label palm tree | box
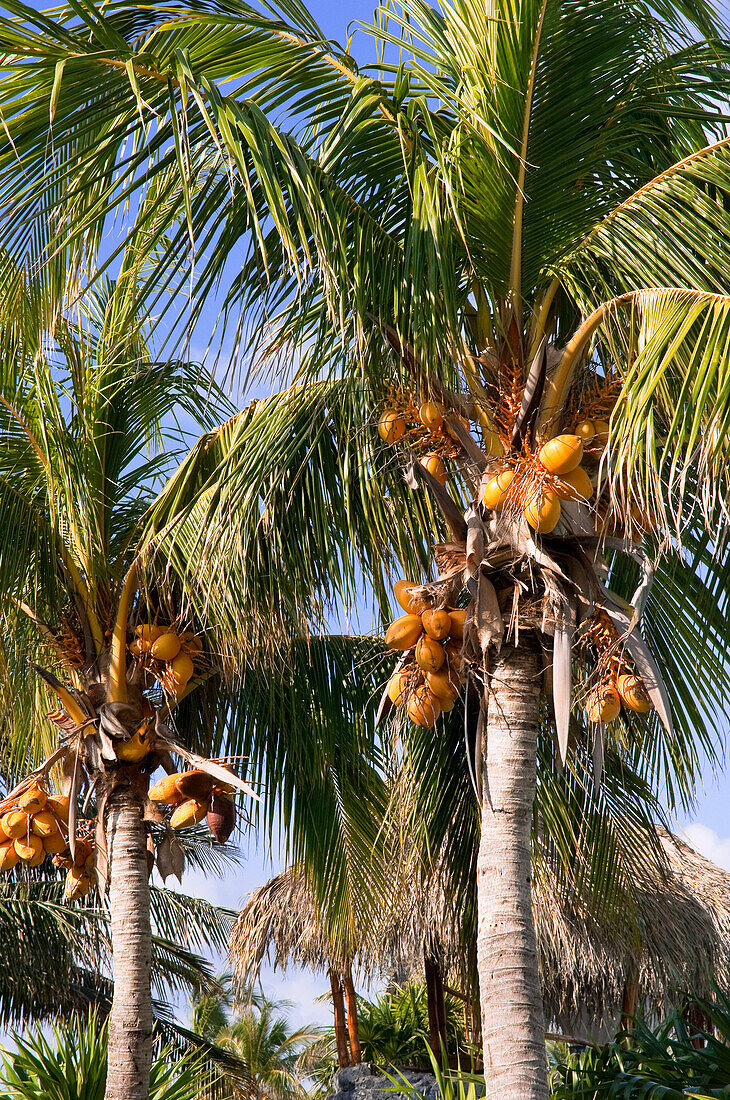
[192,981,319,1100]
[4,1,730,1097]
[0,259,283,1100]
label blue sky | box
[13,0,730,1036]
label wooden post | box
[343,965,362,1064]
[424,952,448,1059]
[330,968,351,1069]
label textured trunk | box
[620,964,638,1037]
[343,966,362,1065]
[329,969,351,1069]
[477,638,548,1100]
[105,782,153,1100]
[424,953,448,1058]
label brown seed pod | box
[175,770,215,802]
[207,793,236,844]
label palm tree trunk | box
[329,969,351,1069]
[343,965,362,1065]
[105,781,153,1100]
[477,638,548,1100]
[424,953,448,1059]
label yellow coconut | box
[65,867,91,900]
[393,580,424,615]
[407,686,441,728]
[151,632,182,661]
[448,609,467,641]
[538,434,584,475]
[136,624,166,643]
[30,811,59,838]
[555,466,594,502]
[170,799,208,830]
[378,409,407,444]
[43,832,68,855]
[574,420,596,441]
[586,684,621,723]
[387,670,412,706]
[426,666,461,703]
[149,774,186,804]
[19,786,47,814]
[2,811,29,839]
[0,841,18,871]
[385,614,423,651]
[115,727,151,763]
[419,401,444,431]
[14,833,44,863]
[415,636,446,673]
[420,453,447,485]
[592,419,610,445]
[46,795,70,823]
[482,469,515,511]
[617,674,653,714]
[422,609,452,641]
[524,488,562,533]
[170,652,194,685]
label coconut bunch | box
[148,768,236,843]
[383,581,466,728]
[53,833,97,900]
[128,624,202,698]
[378,392,481,488]
[581,611,653,722]
[0,783,70,872]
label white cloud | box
[682,822,730,872]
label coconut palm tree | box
[192,981,319,1100]
[0,255,306,1100]
[4,1,730,1096]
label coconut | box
[378,410,406,444]
[207,793,236,844]
[538,435,583,475]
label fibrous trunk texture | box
[330,969,351,1068]
[477,638,548,1100]
[343,966,362,1065]
[105,783,153,1100]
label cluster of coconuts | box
[0,784,71,873]
[378,398,492,487]
[128,624,202,697]
[54,836,97,900]
[148,768,236,843]
[481,429,602,534]
[586,671,653,723]
[384,581,466,728]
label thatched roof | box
[230,830,730,1030]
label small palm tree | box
[193,982,319,1100]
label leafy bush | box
[0,1012,208,1100]
[550,995,730,1098]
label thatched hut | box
[230,829,730,1055]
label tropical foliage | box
[550,996,730,1099]
[0,1013,208,1100]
